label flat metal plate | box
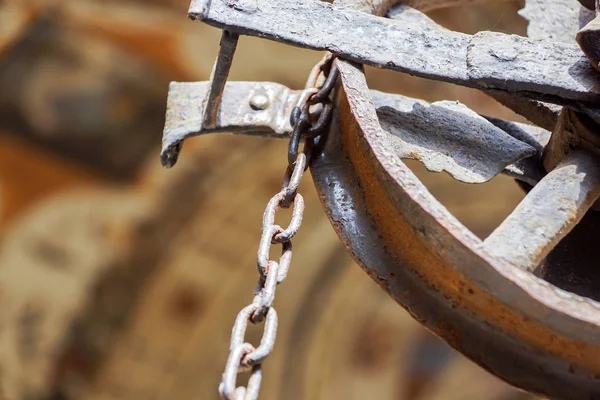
[189,0,600,104]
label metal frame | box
[312,59,600,399]
[162,0,600,398]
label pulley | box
[162,0,600,398]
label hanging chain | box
[218,55,339,400]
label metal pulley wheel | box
[161,0,600,398]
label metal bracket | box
[189,0,600,107]
[161,81,302,167]
[161,29,240,167]
[162,80,547,184]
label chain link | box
[218,55,338,400]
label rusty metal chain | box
[218,55,338,400]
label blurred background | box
[0,1,544,399]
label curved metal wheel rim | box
[311,3,600,395]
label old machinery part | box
[161,0,600,399]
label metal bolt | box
[250,94,270,110]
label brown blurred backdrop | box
[0,1,544,399]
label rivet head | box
[250,94,270,110]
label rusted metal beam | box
[467,31,597,101]
[189,0,600,106]
[483,150,600,272]
[385,3,559,131]
[202,30,239,130]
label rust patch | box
[336,83,600,374]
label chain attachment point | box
[219,54,338,400]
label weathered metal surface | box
[161,81,301,167]
[387,3,562,131]
[375,91,549,184]
[578,16,600,73]
[202,30,239,130]
[309,54,600,399]
[188,0,600,128]
[491,0,600,129]
[388,2,557,131]
[485,0,583,129]
[544,108,600,171]
[190,0,469,83]
[467,31,599,102]
[296,1,600,398]
[189,0,600,105]
[519,0,594,42]
[158,1,600,398]
[486,90,561,131]
[386,4,442,24]
[378,0,500,12]
[483,116,549,185]
[483,150,600,272]
[371,91,535,183]
[164,81,547,183]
